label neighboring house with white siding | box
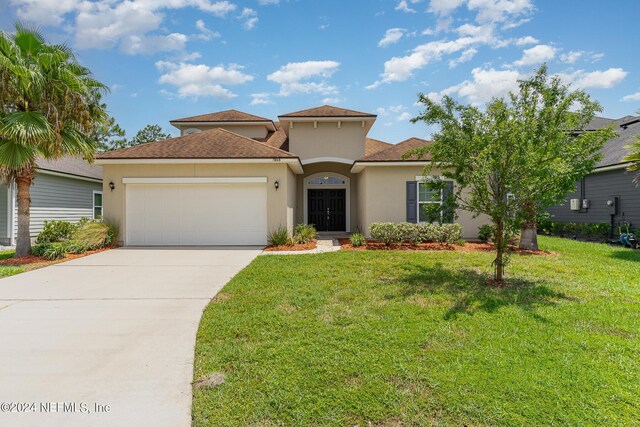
[0,157,103,245]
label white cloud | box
[156,61,253,99]
[513,44,557,67]
[195,19,220,41]
[322,97,342,104]
[467,0,534,24]
[428,67,521,105]
[397,112,412,121]
[395,0,421,13]
[268,60,341,96]
[15,0,238,53]
[378,28,405,47]
[622,92,640,102]
[121,33,188,55]
[515,36,538,46]
[250,92,271,105]
[448,48,478,68]
[258,0,279,4]
[429,0,464,15]
[239,7,258,30]
[560,50,583,65]
[557,68,628,90]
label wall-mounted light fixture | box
[274,181,279,191]
[109,181,115,192]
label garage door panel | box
[126,183,267,246]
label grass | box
[0,250,24,278]
[192,236,640,426]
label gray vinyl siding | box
[13,172,102,239]
[547,169,640,228]
[0,184,8,243]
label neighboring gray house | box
[0,157,103,245]
[548,115,640,230]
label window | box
[418,182,443,222]
[307,176,345,185]
[93,191,103,219]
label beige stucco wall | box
[295,162,358,231]
[177,124,268,139]
[358,166,488,240]
[101,163,295,245]
[288,121,366,161]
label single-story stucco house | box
[548,115,640,230]
[95,105,486,246]
[0,156,103,246]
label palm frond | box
[0,111,53,145]
[0,138,39,171]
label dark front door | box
[308,189,346,231]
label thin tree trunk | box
[519,200,539,251]
[494,220,504,282]
[15,174,33,257]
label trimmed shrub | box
[293,224,316,244]
[538,220,610,242]
[350,232,366,247]
[35,220,76,243]
[369,222,464,245]
[66,241,89,254]
[369,222,403,245]
[267,226,292,246]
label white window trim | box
[303,172,351,232]
[93,190,103,219]
[416,176,452,224]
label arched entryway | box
[303,172,350,231]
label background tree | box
[128,124,171,146]
[509,66,614,250]
[93,115,126,151]
[0,24,107,256]
[623,110,640,183]
[410,65,613,282]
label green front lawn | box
[0,250,24,278]
[193,236,640,426]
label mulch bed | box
[263,240,317,252]
[337,238,555,255]
[0,247,111,267]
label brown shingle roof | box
[364,137,392,156]
[36,156,103,180]
[279,105,376,118]
[259,121,289,152]
[170,109,272,123]
[97,128,296,159]
[358,137,431,162]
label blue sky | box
[1,0,639,143]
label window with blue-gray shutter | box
[406,181,418,223]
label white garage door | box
[125,181,267,246]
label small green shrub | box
[72,221,111,249]
[369,222,403,245]
[267,226,292,246]
[42,242,69,260]
[350,232,366,247]
[538,220,610,241]
[31,242,53,257]
[66,241,89,254]
[369,222,464,245]
[35,220,76,243]
[293,224,316,244]
[478,224,495,243]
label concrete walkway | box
[0,247,261,427]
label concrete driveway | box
[0,247,261,427]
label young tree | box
[0,24,107,256]
[410,65,613,282]
[509,66,614,250]
[623,110,640,183]
[128,124,171,146]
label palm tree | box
[0,24,107,256]
[623,111,640,183]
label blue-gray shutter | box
[406,181,418,223]
[442,181,454,223]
